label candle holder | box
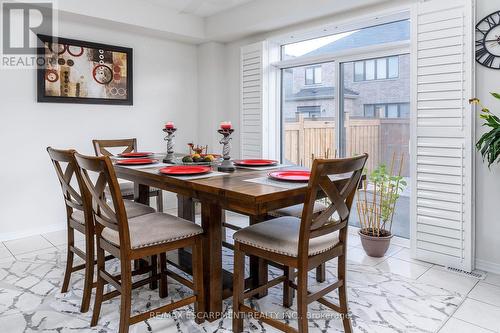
[163,127,177,164]
[217,128,235,172]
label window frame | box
[361,102,410,118]
[296,105,322,118]
[353,56,399,82]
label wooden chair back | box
[74,152,131,250]
[47,147,90,224]
[92,138,137,157]
[299,154,368,256]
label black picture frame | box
[37,34,133,105]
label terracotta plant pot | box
[358,229,393,257]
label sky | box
[283,30,358,58]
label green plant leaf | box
[491,92,500,100]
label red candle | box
[165,121,174,129]
[220,121,232,130]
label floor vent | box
[445,266,487,280]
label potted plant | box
[470,93,500,167]
[356,154,407,257]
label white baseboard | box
[0,223,66,242]
[476,258,500,275]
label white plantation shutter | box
[411,0,474,271]
[240,41,274,159]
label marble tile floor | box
[0,212,498,332]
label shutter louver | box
[240,42,266,159]
[411,0,474,271]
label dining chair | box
[47,147,156,313]
[232,154,368,333]
[92,138,164,212]
[268,202,329,282]
[268,150,339,265]
[73,152,205,333]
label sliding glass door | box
[340,53,411,238]
[278,19,411,239]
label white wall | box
[213,0,500,272]
[0,18,199,240]
[197,42,229,154]
[474,0,500,273]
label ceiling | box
[142,0,255,17]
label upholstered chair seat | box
[70,200,155,224]
[233,216,339,257]
[101,212,203,249]
[107,181,162,198]
[269,202,328,218]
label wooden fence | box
[284,115,410,175]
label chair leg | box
[232,243,245,333]
[338,254,352,333]
[221,211,227,242]
[149,255,158,290]
[61,249,74,294]
[80,235,95,313]
[192,238,205,324]
[91,244,105,327]
[297,268,309,333]
[156,190,164,212]
[283,266,294,308]
[61,227,74,293]
[315,264,326,283]
[119,259,132,333]
[159,253,168,298]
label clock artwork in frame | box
[476,10,500,69]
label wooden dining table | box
[113,160,345,320]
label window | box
[363,105,375,117]
[388,56,399,78]
[387,104,399,118]
[305,65,322,85]
[296,105,321,117]
[365,60,375,80]
[377,58,387,79]
[354,56,399,81]
[362,103,410,118]
[281,62,335,166]
[354,62,364,81]
[375,105,386,117]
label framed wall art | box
[37,35,133,105]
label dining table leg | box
[201,201,223,321]
[249,215,268,298]
[134,183,157,290]
[177,194,195,222]
[134,183,150,206]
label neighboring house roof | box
[286,86,358,101]
[303,20,410,57]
